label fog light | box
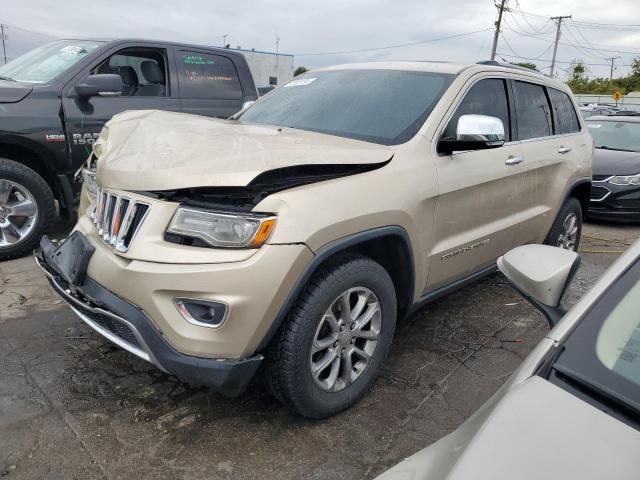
[174,298,228,328]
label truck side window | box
[91,48,168,97]
[513,81,552,140]
[443,79,511,142]
[179,52,243,100]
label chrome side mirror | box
[497,244,580,326]
[437,114,505,154]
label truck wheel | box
[265,254,397,419]
[544,197,582,251]
[0,159,55,261]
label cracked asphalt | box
[1,221,639,480]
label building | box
[229,47,294,89]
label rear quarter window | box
[549,88,581,134]
[178,52,243,100]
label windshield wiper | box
[0,75,14,81]
[595,146,637,152]
[553,363,640,416]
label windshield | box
[551,259,640,419]
[0,40,103,84]
[587,120,640,152]
[238,69,454,145]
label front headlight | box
[608,174,640,186]
[167,207,277,248]
[82,168,98,195]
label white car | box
[378,243,640,479]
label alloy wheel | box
[0,179,39,248]
[557,212,578,250]
[309,287,381,392]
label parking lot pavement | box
[1,221,638,480]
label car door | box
[173,48,245,118]
[61,43,181,169]
[426,77,526,290]
[509,81,586,246]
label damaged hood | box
[95,110,393,191]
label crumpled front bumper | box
[36,244,263,397]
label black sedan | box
[587,115,640,222]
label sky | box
[2,0,640,80]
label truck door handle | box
[505,155,524,166]
[558,146,572,154]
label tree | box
[631,57,640,78]
[294,66,309,77]
[566,59,590,93]
[512,62,538,71]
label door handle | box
[505,155,524,166]
[558,146,572,154]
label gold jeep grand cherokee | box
[38,61,592,418]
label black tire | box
[544,197,582,251]
[0,158,55,261]
[265,254,397,419]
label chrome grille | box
[91,186,150,252]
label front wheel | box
[265,254,397,419]
[544,197,583,251]
[0,159,55,261]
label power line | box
[496,52,633,67]
[294,27,493,56]
[511,1,555,35]
[503,25,640,56]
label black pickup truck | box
[0,38,258,259]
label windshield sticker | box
[284,78,316,87]
[61,45,87,55]
[588,124,602,128]
[183,55,215,65]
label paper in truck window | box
[60,45,86,55]
[588,124,602,128]
[284,78,316,87]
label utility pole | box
[549,15,571,77]
[606,56,620,84]
[490,0,507,61]
[275,30,280,84]
[222,34,228,48]
[0,24,7,65]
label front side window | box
[0,40,103,84]
[179,52,243,100]
[91,48,168,97]
[587,120,640,152]
[513,81,552,140]
[549,88,580,134]
[239,69,454,146]
[442,78,511,142]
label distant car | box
[580,105,617,119]
[587,115,640,222]
[378,242,640,480]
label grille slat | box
[93,186,149,252]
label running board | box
[406,264,498,317]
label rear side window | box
[178,52,243,100]
[443,78,511,141]
[549,88,581,134]
[513,81,552,140]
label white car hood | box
[377,376,640,480]
[94,110,393,191]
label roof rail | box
[476,60,546,75]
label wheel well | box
[0,143,57,193]
[319,234,415,319]
[569,181,590,215]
